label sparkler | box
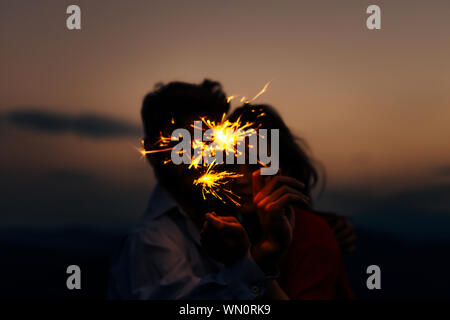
[193,162,243,206]
[139,115,255,205]
[137,81,271,205]
[198,113,258,156]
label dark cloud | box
[4,109,141,138]
[0,168,152,226]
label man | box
[108,79,302,299]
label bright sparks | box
[193,162,243,206]
[137,111,265,205]
[226,80,272,105]
[200,113,257,156]
[137,111,264,205]
[251,81,271,101]
[136,80,272,205]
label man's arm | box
[109,226,274,300]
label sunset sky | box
[1,0,449,240]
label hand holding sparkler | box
[200,212,250,266]
[250,169,309,273]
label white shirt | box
[108,184,273,300]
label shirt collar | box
[144,183,179,219]
[143,183,202,246]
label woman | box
[227,104,355,299]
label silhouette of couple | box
[108,79,355,300]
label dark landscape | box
[1,226,448,299]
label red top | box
[278,208,354,300]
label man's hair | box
[141,79,230,189]
[141,79,229,141]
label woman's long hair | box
[228,104,324,199]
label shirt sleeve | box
[185,250,276,300]
[108,226,275,300]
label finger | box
[216,215,240,223]
[205,213,224,229]
[335,224,354,240]
[340,234,357,247]
[206,215,244,236]
[209,215,241,229]
[257,185,309,209]
[252,169,264,198]
[205,211,217,218]
[331,219,347,233]
[220,219,242,230]
[271,186,308,205]
[286,205,296,229]
[254,176,306,203]
[336,226,354,239]
[341,239,357,253]
[265,193,306,212]
[254,175,278,203]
